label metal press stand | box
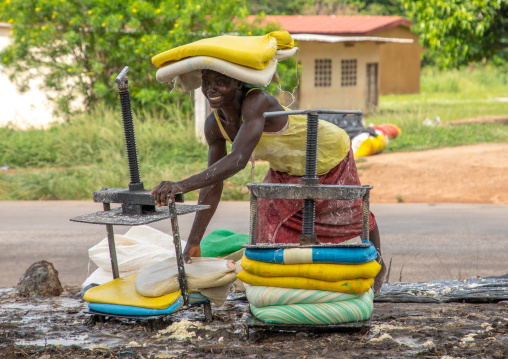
[243,109,373,339]
[71,199,213,325]
[71,66,213,327]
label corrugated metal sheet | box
[255,15,413,36]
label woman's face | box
[201,70,242,108]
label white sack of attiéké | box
[84,225,180,287]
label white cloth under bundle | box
[135,257,237,306]
[156,56,277,91]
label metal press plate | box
[70,204,210,226]
[247,183,372,201]
[242,242,371,249]
[83,309,167,320]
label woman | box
[152,69,386,291]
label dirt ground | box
[1,286,507,359]
[1,143,508,358]
[358,143,508,204]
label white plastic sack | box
[83,225,182,287]
[81,267,139,288]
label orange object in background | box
[370,124,402,140]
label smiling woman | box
[151,32,385,292]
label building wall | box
[0,24,59,129]
[297,41,380,112]
[375,26,422,95]
[0,26,10,37]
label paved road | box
[1,201,507,288]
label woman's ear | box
[236,80,244,89]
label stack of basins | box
[237,242,381,325]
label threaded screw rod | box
[303,111,319,181]
[116,66,143,191]
[119,90,141,185]
[301,111,319,237]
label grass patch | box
[0,104,271,200]
[1,65,507,200]
[366,65,508,152]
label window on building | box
[314,58,332,87]
[341,59,357,87]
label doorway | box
[366,63,379,111]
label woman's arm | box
[181,114,228,262]
[152,96,271,206]
[151,91,285,261]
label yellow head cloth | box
[152,31,294,70]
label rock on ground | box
[17,260,63,297]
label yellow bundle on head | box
[152,31,294,70]
[152,31,298,91]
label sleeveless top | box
[213,89,350,176]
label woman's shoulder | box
[242,88,282,112]
[204,111,223,141]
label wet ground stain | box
[1,286,507,358]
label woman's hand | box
[151,181,184,207]
[183,244,201,264]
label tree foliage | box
[400,0,508,68]
[248,0,508,69]
[8,0,504,120]
[247,0,401,15]
[247,0,308,15]
[0,0,273,116]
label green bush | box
[0,0,285,116]
[0,104,272,200]
[366,65,508,152]
[2,65,508,200]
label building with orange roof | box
[255,15,423,112]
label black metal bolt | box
[301,111,319,238]
[303,111,319,181]
[116,66,144,192]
